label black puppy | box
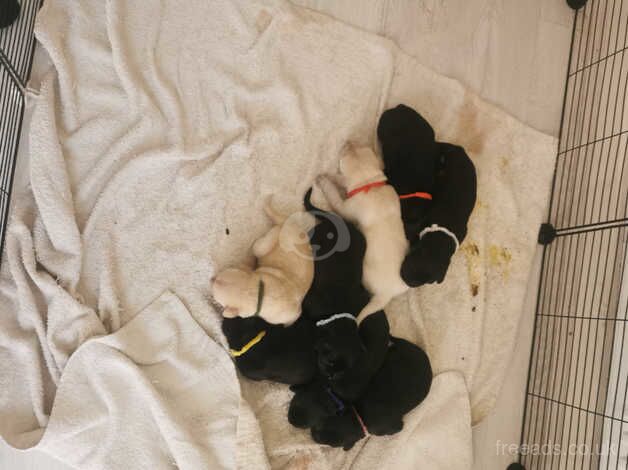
[289,337,433,450]
[301,188,371,320]
[378,104,439,240]
[401,143,477,286]
[317,310,390,402]
[222,314,317,385]
[301,189,385,397]
[378,105,477,286]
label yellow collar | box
[230,330,266,357]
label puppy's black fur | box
[378,104,439,239]
[315,317,366,383]
[0,0,20,29]
[288,377,341,429]
[222,315,317,385]
[302,190,386,398]
[319,311,390,402]
[301,189,371,320]
[378,104,477,287]
[401,143,477,286]
[289,337,433,450]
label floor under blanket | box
[0,1,574,469]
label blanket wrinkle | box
[0,0,556,468]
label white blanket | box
[0,0,556,468]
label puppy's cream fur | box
[212,199,314,325]
[317,144,408,322]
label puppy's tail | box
[356,295,390,324]
[264,195,286,224]
[303,188,317,213]
[303,187,331,220]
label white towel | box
[38,290,240,470]
[0,0,556,468]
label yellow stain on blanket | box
[500,156,510,170]
[488,245,512,279]
[461,242,482,297]
[456,91,487,154]
[256,10,272,33]
[461,243,513,296]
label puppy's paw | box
[401,236,452,286]
[342,442,356,451]
[222,307,239,318]
[370,419,404,436]
[288,404,310,428]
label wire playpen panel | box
[0,0,39,263]
[520,1,628,468]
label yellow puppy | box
[317,144,409,322]
[212,199,314,325]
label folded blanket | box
[38,290,240,469]
[0,0,556,468]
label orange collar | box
[399,191,432,201]
[346,180,387,198]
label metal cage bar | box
[520,1,628,469]
[0,0,40,264]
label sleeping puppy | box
[317,310,390,402]
[288,337,433,450]
[377,104,438,240]
[222,315,317,385]
[301,189,378,397]
[316,145,409,322]
[301,188,371,320]
[212,198,314,325]
[401,143,477,286]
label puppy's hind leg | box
[316,176,351,219]
[252,226,280,258]
[263,195,286,225]
[356,295,390,324]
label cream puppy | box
[317,144,409,322]
[212,200,314,325]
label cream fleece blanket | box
[0,0,556,468]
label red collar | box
[399,191,432,201]
[346,180,387,198]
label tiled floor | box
[0,1,575,469]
